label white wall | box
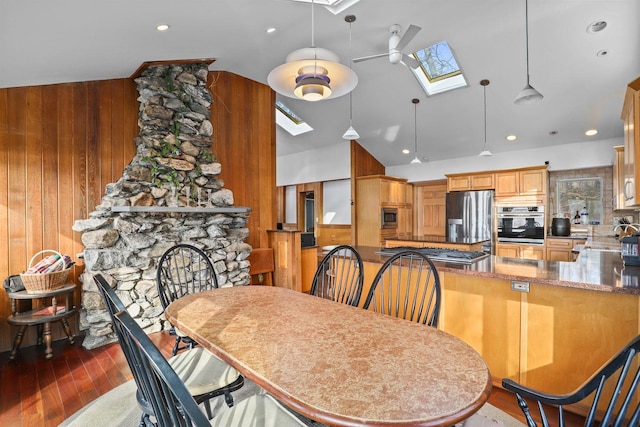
[285,185,296,223]
[323,179,351,224]
[277,142,350,187]
[386,137,623,182]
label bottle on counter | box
[580,207,589,225]
[573,210,581,224]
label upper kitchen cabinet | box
[613,145,625,210]
[495,166,548,203]
[380,177,407,205]
[356,175,409,247]
[622,77,640,207]
[446,172,495,192]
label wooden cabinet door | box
[495,172,520,197]
[448,176,470,192]
[470,173,495,190]
[441,273,521,381]
[415,181,447,237]
[520,169,547,195]
[523,285,639,410]
[613,145,625,210]
[546,248,571,261]
[521,245,544,260]
[496,244,520,258]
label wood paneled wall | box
[0,79,139,351]
[350,140,385,245]
[210,71,276,249]
[0,71,277,353]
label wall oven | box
[496,206,545,245]
[381,207,398,229]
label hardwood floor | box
[0,333,586,427]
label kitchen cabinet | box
[496,243,544,260]
[622,77,640,207]
[440,271,639,417]
[381,179,406,205]
[613,145,625,210]
[546,237,586,261]
[495,166,548,199]
[440,273,521,381]
[414,180,447,237]
[356,175,409,247]
[446,172,495,192]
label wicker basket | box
[20,250,71,293]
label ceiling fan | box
[353,24,422,69]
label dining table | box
[164,285,492,427]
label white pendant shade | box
[515,0,543,105]
[478,149,493,157]
[514,83,544,105]
[410,155,422,164]
[342,125,360,140]
[268,48,358,101]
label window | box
[276,101,313,136]
[556,178,603,223]
[410,41,467,96]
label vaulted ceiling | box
[1,0,638,166]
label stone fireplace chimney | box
[73,61,251,349]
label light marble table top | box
[165,286,491,426]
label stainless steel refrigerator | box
[446,190,494,252]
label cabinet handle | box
[624,180,634,201]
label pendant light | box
[514,0,543,104]
[479,79,493,157]
[267,0,358,101]
[342,14,360,140]
[410,98,422,164]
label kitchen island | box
[354,239,638,419]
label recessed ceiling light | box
[266,27,276,34]
[585,129,598,136]
[156,24,170,31]
[586,20,607,34]
[506,135,517,141]
[402,149,410,154]
[596,49,609,57]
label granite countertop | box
[355,236,640,295]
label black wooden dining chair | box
[94,273,243,421]
[156,243,219,355]
[310,245,364,307]
[112,309,308,427]
[363,250,441,327]
[502,335,640,427]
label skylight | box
[276,101,313,136]
[286,0,360,15]
[410,41,467,96]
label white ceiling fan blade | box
[395,24,421,51]
[401,54,422,70]
[352,52,388,63]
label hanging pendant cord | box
[348,18,353,122]
[524,0,531,84]
[311,0,315,47]
[414,103,418,154]
[483,85,487,149]
[311,0,318,77]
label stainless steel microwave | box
[381,207,398,229]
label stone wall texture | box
[73,62,251,350]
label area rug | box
[59,379,524,427]
[59,380,141,427]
